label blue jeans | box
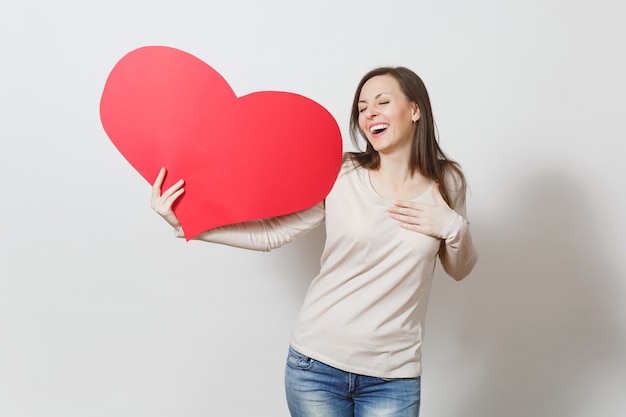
[285,346,420,417]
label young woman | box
[151,67,478,417]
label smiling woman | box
[357,75,419,154]
[151,66,478,417]
[350,67,465,207]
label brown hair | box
[348,67,466,207]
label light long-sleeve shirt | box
[186,156,478,378]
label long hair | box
[348,67,466,207]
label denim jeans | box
[285,346,420,417]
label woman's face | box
[357,74,419,155]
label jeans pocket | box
[286,347,314,370]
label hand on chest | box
[325,193,440,260]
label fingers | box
[153,179,184,213]
[388,193,453,238]
[154,167,166,186]
[151,167,166,200]
[391,200,418,210]
[388,202,421,226]
[161,179,185,200]
[150,167,185,214]
[391,212,421,226]
[388,200,423,216]
[161,182,185,209]
[388,200,437,234]
[148,167,184,230]
[389,206,432,234]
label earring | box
[412,114,419,123]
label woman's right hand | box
[151,167,185,229]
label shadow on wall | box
[429,168,625,416]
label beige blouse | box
[183,157,478,378]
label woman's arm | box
[436,196,478,281]
[185,202,325,252]
[434,168,478,280]
[151,167,325,252]
[387,174,478,280]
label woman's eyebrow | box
[358,92,392,103]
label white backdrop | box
[1,0,625,416]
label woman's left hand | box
[388,183,453,238]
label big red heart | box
[100,46,342,240]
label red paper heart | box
[100,46,342,240]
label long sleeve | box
[176,202,325,252]
[437,209,478,280]
[436,173,478,280]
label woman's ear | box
[411,104,421,123]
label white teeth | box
[370,124,389,133]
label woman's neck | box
[377,151,413,182]
[370,153,430,201]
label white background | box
[1,0,625,416]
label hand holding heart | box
[388,183,454,238]
[151,167,184,230]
